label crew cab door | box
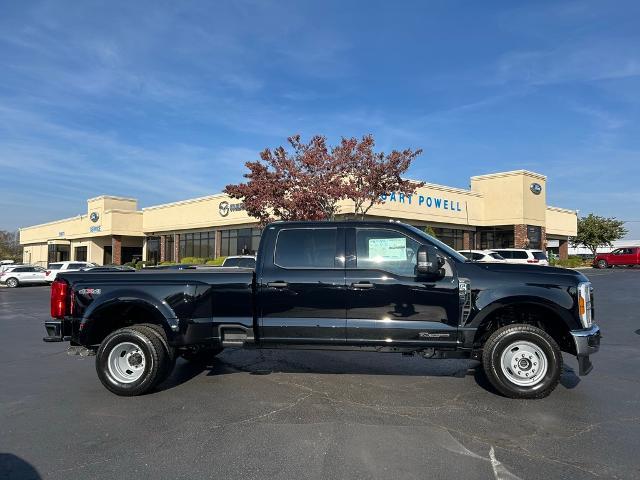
[345,227,459,347]
[257,226,346,344]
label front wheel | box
[96,327,170,396]
[5,278,19,288]
[482,324,562,399]
[596,259,608,269]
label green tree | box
[572,214,627,257]
[0,230,21,262]
[422,225,437,238]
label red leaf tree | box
[224,134,423,224]
[335,134,423,218]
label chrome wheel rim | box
[7,279,17,287]
[500,340,548,387]
[107,342,146,383]
[598,260,607,268]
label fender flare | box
[79,290,179,345]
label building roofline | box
[547,205,577,214]
[143,193,231,211]
[470,170,546,181]
[87,195,138,203]
[19,215,83,231]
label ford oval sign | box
[530,183,542,195]
[90,212,100,222]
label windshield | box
[405,225,468,262]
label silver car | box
[0,265,47,288]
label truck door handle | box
[267,281,288,288]
[351,282,374,290]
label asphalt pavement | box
[1,268,639,479]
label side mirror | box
[417,244,441,276]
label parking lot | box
[0,269,639,480]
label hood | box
[461,261,589,283]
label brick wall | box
[112,236,122,265]
[514,225,547,250]
[173,234,180,262]
[463,231,471,250]
[559,239,569,260]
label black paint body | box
[53,221,592,359]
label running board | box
[219,325,255,347]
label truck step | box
[220,326,255,347]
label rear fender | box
[79,290,178,345]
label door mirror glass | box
[417,244,443,277]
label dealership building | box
[19,170,577,266]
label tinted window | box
[472,253,484,260]
[356,228,419,276]
[48,263,63,270]
[489,252,505,260]
[460,252,474,260]
[68,263,86,269]
[532,252,548,260]
[275,228,337,268]
[495,250,511,259]
[13,267,27,272]
[224,257,256,268]
[511,251,529,259]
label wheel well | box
[85,303,170,346]
[473,304,576,354]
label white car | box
[458,250,506,263]
[45,261,95,283]
[0,265,47,287]
[492,249,549,266]
[221,256,256,268]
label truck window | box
[274,228,337,268]
[356,228,419,276]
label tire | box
[482,324,562,399]
[96,327,169,396]
[5,278,19,288]
[129,324,176,386]
[181,345,223,364]
[597,259,608,269]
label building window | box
[477,226,514,250]
[48,244,70,263]
[74,246,87,262]
[221,228,261,256]
[179,231,216,259]
[147,236,160,265]
[527,225,542,250]
[165,235,174,262]
[431,228,464,251]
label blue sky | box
[1,0,639,237]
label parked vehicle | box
[45,261,95,283]
[45,221,599,399]
[458,250,506,263]
[493,249,549,266]
[1,262,21,273]
[1,265,47,287]
[593,247,640,269]
[221,255,257,268]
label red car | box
[594,247,640,268]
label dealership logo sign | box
[530,183,542,195]
[219,201,245,217]
[90,212,100,222]
[380,192,464,212]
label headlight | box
[577,282,593,328]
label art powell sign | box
[218,201,245,217]
[380,192,464,212]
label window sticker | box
[368,237,407,261]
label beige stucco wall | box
[470,170,547,226]
[142,193,258,234]
[546,206,578,237]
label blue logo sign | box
[90,212,100,222]
[380,192,464,212]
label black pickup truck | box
[45,221,600,399]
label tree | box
[224,134,423,224]
[335,134,423,219]
[224,135,347,224]
[422,225,437,238]
[571,214,627,257]
[0,230,21,261]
